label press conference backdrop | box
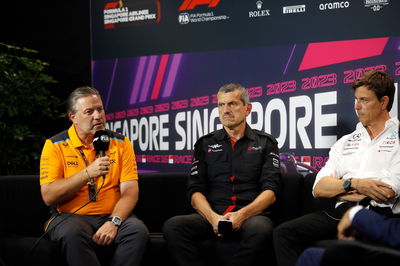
[90,0,400,173]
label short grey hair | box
[218,83,249,105]
[67,86,101,115]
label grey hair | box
[67,86,101,115]
[218,83,249,105]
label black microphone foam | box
[93,130,110,156]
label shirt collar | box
[385,117,399,128]
[356,117,399,131]
[214,124,255,141]
[68,124,85,148]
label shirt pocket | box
[242,150,263,177]
[205,152,229,179]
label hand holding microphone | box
[87,130,110,201]
[86,157,110,180]
[85,130,111,180]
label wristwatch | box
[108,216,122,227]
[343,178,352,192]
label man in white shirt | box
[273,70,400,266]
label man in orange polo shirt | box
[40,86,148,266]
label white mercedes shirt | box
[313,117,400,213]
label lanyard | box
[77,147,99,201]
[77,147,90,167]
[77,147,95,185]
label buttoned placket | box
[223,138,238,215]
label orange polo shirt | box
[40,125,138,215]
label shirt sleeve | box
[348,205,364,221]
[120,137,138,182]
[259,137,281,196]
[381,147,400,197]
[40,139,64,185]
[187,139,207,201]
[312,137,344,196]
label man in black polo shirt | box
[163,83,281,266]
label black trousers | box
[273,211,338,266]
[46,213,149,266]
[321,240,400,266]
[162,213,274,266]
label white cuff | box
[348,205,364,222]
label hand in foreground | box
[92,221,118,245]
[221,211,246,231]
[210,213,224,237]
[337,208,355,241]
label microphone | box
[89,130,110,201]
[93,130,110,157]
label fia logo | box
[178,13,190,24]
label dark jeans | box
[46,213,149,266]
[162,213,274,266]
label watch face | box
[343,179,350,190]
[112,216,122,226]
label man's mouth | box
[93,122,104,128]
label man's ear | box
[68,112,75,123]
[246,103,252,116]
[380,96,389,110]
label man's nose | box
[222,105,231,113]
[93,110,102,119]
[354,100,361,110]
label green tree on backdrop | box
[0,43,63,175]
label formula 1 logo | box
[103,0,161,29]
[177,0,228,24]
[179,0,221,11]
